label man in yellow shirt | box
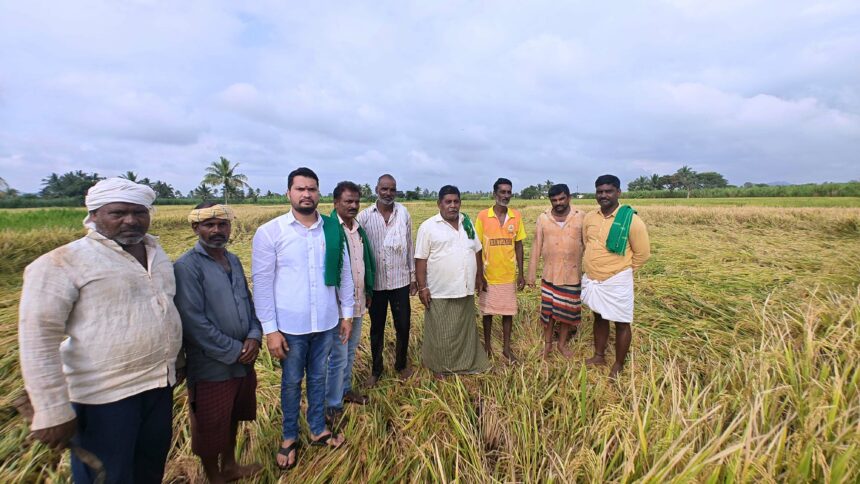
[582,175,651,378]
[475,178,527,362]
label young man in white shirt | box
[252,167,354,470]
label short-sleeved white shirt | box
[414,213,483,298]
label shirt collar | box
[602,204,621,218]
[337,214,360,233]
[487,206,515,219]
[192,240,233,260]
[432,212,463,226]
[286,209,322,229]
[372,201,398,214]
[544,206,577,220]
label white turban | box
[83,177,157,229]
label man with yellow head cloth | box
[173,202,263,483]
[18,177,183,483]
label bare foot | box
[585,354,607,366]
[433,372,445,380]
[557,343,573,358]
[365,374,379,388]
[502,349,518,364]
[221,462,262,482]
[609,363,624,379]
[542,343,552,359]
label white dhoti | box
[581,268,634,323]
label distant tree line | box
[2,160,859,208]
[628,166,729,198]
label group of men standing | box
[17,170,649,482]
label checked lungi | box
[188,370,257,457]
[540,280,582,326]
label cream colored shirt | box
[18,231,183,430]
[526,208,585,286]
[339,215,367,317]
[414,213,483,298]
[582,206,651,281]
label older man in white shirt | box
[18,178,183,484]
[356,174,417,387]
[252,167,354,470]
[414,185,490,378]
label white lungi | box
[581,267,634,323]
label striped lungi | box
[540,280,582,326]
[479,282,517,316]
[422,296,491,375]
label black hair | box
[333,181,361,200]
[595,174,621,189]
[288,167,319,189]
[548,184,570,197]
[438,185,461,201]
[493,177,513,192]
[194,201,220,209]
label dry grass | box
[1,200,858,483]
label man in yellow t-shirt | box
[475,178,527,362]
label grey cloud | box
[1,1,859,194]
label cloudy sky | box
[1,0,858,195]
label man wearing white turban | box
[18,177,183,483]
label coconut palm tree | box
[202,157,249,204]
[119,171,139,182]
[191,183,215,200]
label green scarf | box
[324,210,376,296]
[321,213,345,287]
[605,205,636,255]
[462,213,476,239]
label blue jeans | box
[280,327,336,441]
[325,316,363,410]
[70,386,173,484]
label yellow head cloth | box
[188,204,236,223]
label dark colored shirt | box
[174,243,263,384]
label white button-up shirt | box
[414,213,483,298]
[252,211,354,335]
[18,232,183,430]
[356,202,415,291]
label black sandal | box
[310,432,343,449]
[277,441,299,470]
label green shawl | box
[462,213,476,239]
[323,210,376,297]
[605,205,636,255]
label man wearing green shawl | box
[415,185,491,378]
[324,181,376,429]
[582,175,651,378]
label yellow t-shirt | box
[475,207,527,284]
